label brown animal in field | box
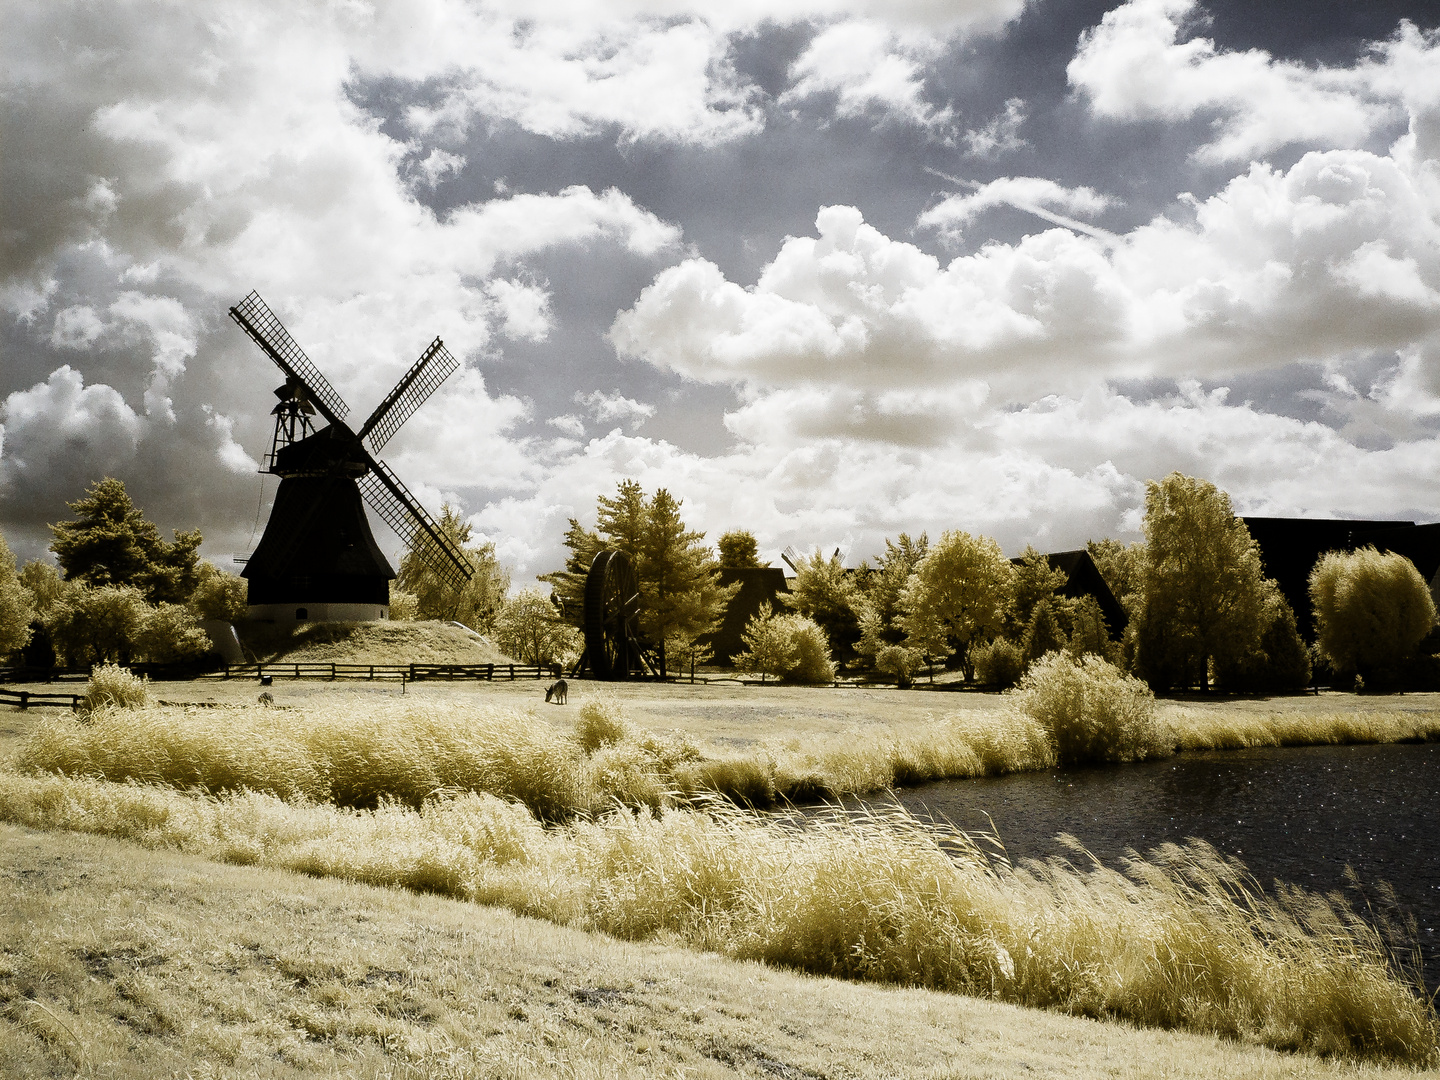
[544,679,567,704]
[258,691,274,706]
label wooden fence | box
[0,686,82,710]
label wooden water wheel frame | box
[583,549,643,680]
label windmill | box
[229,291,473,623]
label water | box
[865,743,1440,981]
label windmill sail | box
[357,459,473,593]
[358,337,458,454]
[229,292,350,425]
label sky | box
[3,0,1439,584]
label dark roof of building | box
[1239,516,1438,639]
[708,566,790,663]
[1011,549,1129,635]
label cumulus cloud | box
[1067,0,1439,162]
[616,137,1440,425]
[575,390,657,430]
[781,21,952,129]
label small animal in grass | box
[258,691,274,707]
[544,679,568,705]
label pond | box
[859,742,1440,985]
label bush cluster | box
[1007,652,1169,765]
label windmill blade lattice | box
[358,459,473,593]
[229,292,350,425]
[359,337,458,454]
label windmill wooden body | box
[230,291,472,623]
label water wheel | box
[583,549,641,680]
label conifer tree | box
[717,530,761,568]
[638,488,737,677]
[50,477,201,603]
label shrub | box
[874,644,922,687]
[1008,652,1168,765]
[1310,547,1437,689]
[971,638,1024,689]
[786,617,837,684]
[83,663,149,712]
[388,587,420,621]
[575,698,629,753]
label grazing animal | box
[545,679,568,705]
[258,691,275,706]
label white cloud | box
[781,21,952,129]
[616,139,1440,419]
[1067,0,1440,162]
[963,97,1028,157]
[548,414,587,437]
[575,389,656,429]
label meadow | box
[4,685,1440,1068]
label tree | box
[0,532,34,657]
[1087,538,1145,605]
[1213,584,1311,693]
[19,560,73,618]
[544,480,737,678]
[47,584,149,665]
[133,603,213,663]
[395,504,510,632]
[786,548,861,662]
[638,489,737,678]
[49,477,201,603]
[717,530,762,568]
[1065,595,1119,664]
[1022,599,1067,666]
[539,518,604,626]
[1310,547,1436,688]
[1131,474,1269,691]
[1009,546,1069,638]
[897,530,1015,680]
[734,602,834,684]
[188,561,248,622]
[858,532,928,649]
[493,588,583,667]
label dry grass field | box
[2,821,1425,1080]
[3,681,1439,1075]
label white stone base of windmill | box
[246,603,389,624]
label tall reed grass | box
[0,769,1431,1065]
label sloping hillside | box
[241,620,516,665]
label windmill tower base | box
[247,602,390,624]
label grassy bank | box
[0,767,1433,1065]
[7,823,1410,1080]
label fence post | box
[508,664,515,680]
[18,691,28,711]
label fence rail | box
[0,686,82,710]
[210,662,563,683]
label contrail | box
[924,167,1121,248]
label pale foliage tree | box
[717,530,761,568]
[133,603,213,663]
[395,504,510,632]
[0,532,34,657]
[734,602,834,683]
[1131,473,1269,691]
[1310,547,1436,687]
[47,584,149,665]
[188,561,248,622]
[493,588,583,668]
[786,548,860,659]
[897,530,1015,680]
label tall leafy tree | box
[493,587,583,667]
[544,479,737,677]
[717,530,762,568]
[1088,538,1146,605]
[638,488,736,677]
[0,532,34,657]
[395,504,510,632]
[897,530,1014,680]
[539,518,604,626]
[1130,473,1269,691]
[787,548,861,661]
[1009,546,1069,638]
[49,477,201,603]
[858,532,928,649]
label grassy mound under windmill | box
[239,619,516,666]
